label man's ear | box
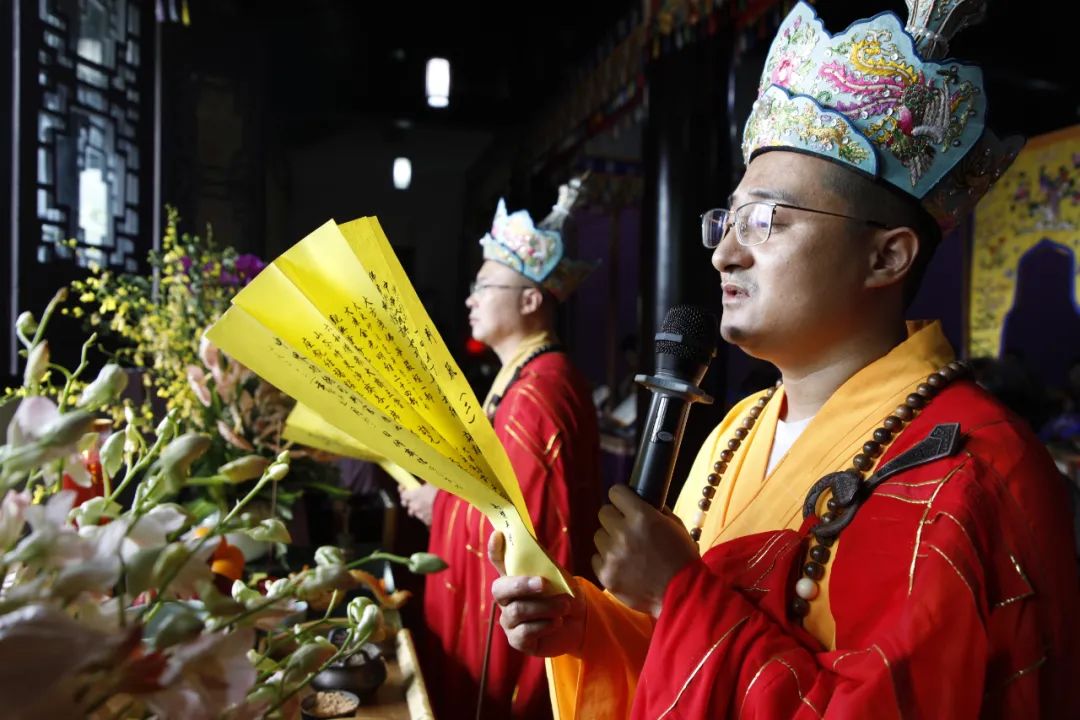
[518,286,545,316]
[866,226,920,290]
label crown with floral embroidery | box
[742,0,1023,230]
[480,175,596,301]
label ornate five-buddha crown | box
[480,175,597,301]
[742,0,1023,230]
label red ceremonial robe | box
[633,382,1080,718]
[423,349,602,720]
[548,322,1078,719]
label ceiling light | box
[393,157,412,190]
[425,57,450,108]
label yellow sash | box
[483,330,558,415]
[673,320,955,647]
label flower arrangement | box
[0,297,446,719]
[62,208,343,531]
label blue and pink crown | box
[743,1,1021,229]
[480,177,596,301]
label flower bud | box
[351,603,381,642]
[346,596,374,627]
[266,463,290,482]
[15,311,37,337]
[99,431,125,478]
[314,546,345,568]
[275,450,291,465]
[407,552,449,575]
[160,433,212,487]
[155,410,179,443]
[68,496,122,527]
[77,364,129,409]
[38,410,96,449]
[22,342,50,388]
[217,455,270,483]
[298,564,350,598]
[244,517,291,544]
[231,579,262,607]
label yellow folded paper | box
[207,217,566,591]
[283,402,420,490]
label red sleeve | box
[632,426,1080,719]
[493,375,576,569]
[632,527,989,719]
[485,355,601,579]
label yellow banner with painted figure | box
[283,402,420,490]
[206,217,567,591]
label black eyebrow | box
[731,187,801,206]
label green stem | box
[57,332,98,411]
[105,431,169,504]
[345,550,409,570]
[28,289,67,349]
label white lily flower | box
[0,489,32,551]
[6,490,83,568]
[144,628,256,720]
[5,396,92,487]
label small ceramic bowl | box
[300,689,361,719]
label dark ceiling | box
[182,0,637,142]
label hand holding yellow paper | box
[207,217,567,591]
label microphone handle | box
[629,374,714,508]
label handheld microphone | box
[629,305,719,508]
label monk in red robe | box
[489,4,1079,718]
[400,179,603,719]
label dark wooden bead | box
[791,597,810,617]
[817,534,835,547]
[713,462,728,474]
[748,406,762,419]
[702,485,716,499]
[820,511,836,524]
[916,383,935,397]
[727,439,741,452]
[698,498,712,511]
[940,365,957,381]
[804,561,825,580]
[707,473,721,486]
[766,387,777,398]
[734,428,748,440]
[927,373,946,388]
[894,405,914,421]
[809,545,831,563]
[863,440,882,457]
[826,498,838,512]
[883,416,903,431]
[741,417,755,430]
[690,527,702,541]
[720,449,734,462]
[873,428,892,443]
[948,361,964,374]
[906,393,925,409]
[852,454,872,472]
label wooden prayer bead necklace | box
[686,361,970,620]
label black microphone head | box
[654,305,719,382]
